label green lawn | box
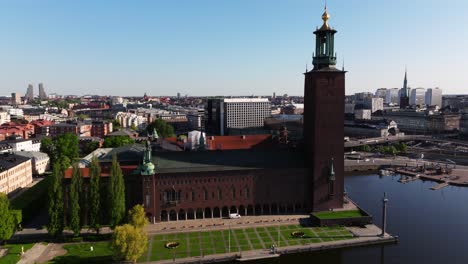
[312,210,364,219]
[49,242,113,264]
[146,225,354,262]
[0,243,34,264]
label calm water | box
[235,174,468,264]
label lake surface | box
[236,174,468,264]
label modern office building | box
[410,88,426,106]
[385,88,400,104]
[205,98,271,135]
[425,88,442,107]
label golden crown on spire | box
[320,6,331,30]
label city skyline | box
[0,0,467,96]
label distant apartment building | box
[25,84,34,102]
[11,93,21,105]
[91,121,113,138]
[115,112,148,131]
[425,88,442,107]
[30,119,54,136]
[13,151,50,175]
[354,109,372,120]
[410,88,426,106]
[0,153,32,195]
[461,114,468,134]
[3,137,41,152]
[344,103,355,114]
[7,108,24,119]
[375,88,387,99]
[385,88,400,104]
[0,111,10,125]
[0,123,35,140]
[205,98,271,135]
[48,122,92,137]
[363,97,383,113]
[38,83,47,100]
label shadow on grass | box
[51,255,113,264]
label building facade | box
[0,154,32,195]
[205,98,270,136]
[13,151,50,175]
[425,88,442,107]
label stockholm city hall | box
[65,6,346,223]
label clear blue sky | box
[0,0,467,96]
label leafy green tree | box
[55,133,79,162]
[84,141,100,155]
[146,119,175,138]
[47,164,64,237]
[0,193,15,243]
[108,155,126,228]
[41,137,57,164]
[69,164,82,236]
[103,136,135,148]
[128,205,149,229]
[89,156,101,234]
[112,224,148,263]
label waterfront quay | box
[142,214,397,263]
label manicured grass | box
[312,210,364,219]
[50,242,113,264]
[0,243,34,264]
[145,225,354,262]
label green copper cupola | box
[312,6,337,70]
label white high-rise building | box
[425,88,442,107]
[385,88,400,104]
[410,88,425,106]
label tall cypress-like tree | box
[69,164,82,236]
[108,155,126,228]
[89,156,101,233]
[47,164,64,237]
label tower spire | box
[312,5,337,70]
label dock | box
[430,182,449,190]
[398,174,420,183]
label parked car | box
[229,213,241,219]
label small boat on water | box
[379,169,394,176]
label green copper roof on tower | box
[312,5,338,70]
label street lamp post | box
[381,192,388,237]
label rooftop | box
[0,153,30,172]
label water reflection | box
[225,174,468,264]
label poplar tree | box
[89,156,101,233]
[69,164,82,236]
[47,164,64,237]
[108,155,126,228]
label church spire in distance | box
[312,4,338,70]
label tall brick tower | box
[304,6,345,212]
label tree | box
[128,205,148,229]
[41,137,57,163]
[69,164,82,236]
[47,164,64,237]
[55,133,79,163]
[146,119,175,138]
[108,155,126,228]
[103,136,135,148]
[84,141,99,155]
[89,156,101,234]
[0,193,14,243]
[112,224,148,263]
